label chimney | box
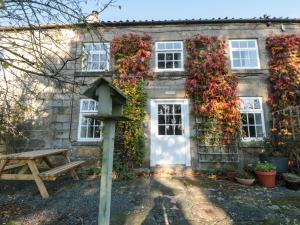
[86,11,99,23]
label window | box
[240,97,265,140]
[158,104,182,135]
[229,40,260,69]
[155,41,183,71]
[78,99,101,141]
[82,43,110,72]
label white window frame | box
[240,97,266,141]
[155,41,184,72]
[229,39,260,70]
[77,99,101,142]
[81,42,110,72]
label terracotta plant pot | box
[256,171,277,188]
[236,178,255,186]
[226,171,236,181]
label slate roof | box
[1,16,300,31]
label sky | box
[83,0,300,22]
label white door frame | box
[150,99,191,167]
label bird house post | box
[84,78,129,225]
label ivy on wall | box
[266,35,300,146]
[111,33,152,171]
[185,35,241,144]
[266,35,300,111]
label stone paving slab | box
[0,176,300,225]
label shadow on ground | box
[1,175,300,225]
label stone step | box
[151,165,197,177]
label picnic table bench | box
[0,149,84,198]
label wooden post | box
[97,83,114,225]
[83,78,127,225]
[98,120,115,225]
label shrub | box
[255,163,276,172]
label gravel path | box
[1,175,300,225]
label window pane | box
[248,59,258,67]
[248,41,256,48]
[158,115,165,124]
[91,62,98,70]
[174,105,181,114]
[87,125,93,138]
[100,53,107,61]
[231,41,239,48]
[83,44,91,51]
[249,50,257,59]
[166,125,174,135]
[174,53,180,60]
[254,99,260,109]
[248,113,255,124]
[240,41,247,48]
[94,126,101,138]
[243,126,249,137]
[82,101,89,110]
[256,126,263,137]
[166,115,173,124]
[166,105,173,114]
[166,43,173,50]
[174,42,182,49]
[249,126,256,137]
[166,61,173,68]
[88,101,95,111]
[100,62,107,70]
[255,113,262,124]
[174,61,181,68]
[157,43,165,50]
[240,51,248,59]
[241,113,247,125]
[174,115,181,124]
[158,105,165,114]
[232,51,240,59]
[92,54,100,62]
[166,53,173,60]
[175,125,182,135]
[158,61,165,69]
[159,125,165,135]
[233,59,241,68]
[158,53,165,60]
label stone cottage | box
[2,16,300,170]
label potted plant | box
[260,137,289,174]
[282,173,300,190]
[224,165,237,181]
[255,162,277,188]
[235,170,255,185]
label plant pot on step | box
[235,170,255,185]
[236,177,255,186]
[226,171,236,181]
[282,173,300,191]
[256,171,277,188]
[255,163,277,188]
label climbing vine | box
[266,35,300,112]
[111,33,152,172]
[185,35,241,144]
[266,35,300,147]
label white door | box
[150,99,190,166]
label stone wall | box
[9,21,300,169]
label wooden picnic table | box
[0,149,84,198]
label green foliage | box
[111,34,152,175]
[255,162,276,172]
[86,167,101,175]
[224,164,237,172]
[236,170,254,179]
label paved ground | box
[0,175,300,225]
